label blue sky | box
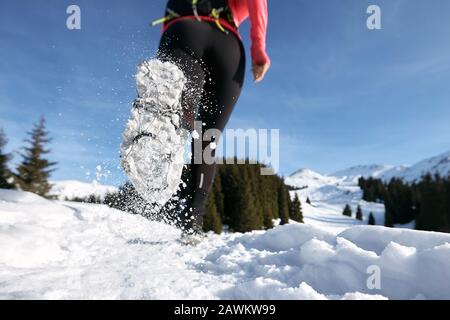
[1,0,450,186]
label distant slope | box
[331,150,450,183]
[286,168,339,189]
[331,164,401,183]
[50,180,118,201]
[285,150,450,231]
[381,150,450,182]
[286,168,385,233]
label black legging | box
[157,19,246,228]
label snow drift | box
[1,189,449,300]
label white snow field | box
[1,189,450,300]
[285,168,386,233]
[50,180,118,201]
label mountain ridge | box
[289,150,450,184]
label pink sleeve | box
[247,0,270,65]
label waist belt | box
[152,0,236,34]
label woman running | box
[121,0,270,237]
[158,0,270,234]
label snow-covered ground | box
[50,180,118,201]
[1,189,449,300]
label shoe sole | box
[121,59,189,209]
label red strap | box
[162,15,241,40]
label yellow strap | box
[214,19,226,33]
[152,3,229,34]
[151,9,179,27]
[210,8,228,34]
[192,0,201,21]
[151,16,170,26]
[210,8,220,19]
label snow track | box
[1,189,449,300]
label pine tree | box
[86,194,102,204]
[415,174,447,232]
[105,182,143,213]
[359,174,450,232]
[0,128,14,189]
[201,161,297,233]
[359,177,387,203]
[368,212,376,225]
[356,205,363,220]
[15,117,57,197]
[234,171,262,232]
[211,171,224,218]
[260,168,274,229]
[269,174,279,220]
[277,179,290,225]
[444,177,450,232]
[203,191,223,234]
[221,163,241,229]
[342,204,352,217]
[289,193,303,223]
[383,191,394,227]
[247,164,264,228]
[306,197,311,205]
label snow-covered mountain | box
[331,164,400,184]
[50,180,118,201]
[285,150,450,232]
[290,151,450,188]
[330,151,450,184]
[381,150,450,182]
[287,168,339,189]
[1,189,450,299]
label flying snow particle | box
[192,131,200,140]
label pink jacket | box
[228,0,270,65]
